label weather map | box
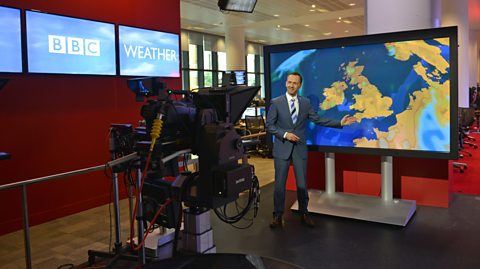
[269,37,451,153]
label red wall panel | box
[0,0,181,235]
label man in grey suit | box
[266,72,356,228]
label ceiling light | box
[345,30,350,33]
[281,27,291,31]
[309,9,315,12]
[304,24,310,27]
[343,20,352,24]
[349,3,356,6]
[323,32,332,36]
[277,24,281,28]
[273,14,279,17]
[336,20,342,23]
[311,4,316,8]
[338,17,342,20]
[317,8,328,12]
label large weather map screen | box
[265,27,458,159]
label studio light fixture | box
[218,0,257,13]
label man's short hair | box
[288,72,303,84]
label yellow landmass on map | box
[353,39,450,150]
[353,88,432,149]
[345,61,393,120]
[319,81,348,110]
[434,38,449,46]
[385,38,449,74]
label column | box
[225,15,246,71]
[470,30,479,87]
[442,0,470,107]
[365,0,434,34]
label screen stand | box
[291,154,416,226]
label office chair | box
[462,108,478,149]
[244,115,269,158]
[454,109,469,173]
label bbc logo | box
[48,35,101,56]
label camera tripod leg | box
[136,166,146,266]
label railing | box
[0,153,139,269]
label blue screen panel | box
[119,25,180,77]
[26,11,116,75]
[0,6,22,73]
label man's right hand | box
[285,132,300,142]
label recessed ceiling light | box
[317,8,328,12]
[345,30,350,33]
[349,3,356,6]
[277,24,281,28]
[336,20,342,23]
[281,27,291,31]
[323,32,332,36]
[343,20,352,24]
[274,14,279,17]
[304,24,310,27]
[338,17,342,20]
[311,4,316,8]
[309,9,315,12]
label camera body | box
[122,77,260,227]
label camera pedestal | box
[182,208,216,254]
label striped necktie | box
[291,98,297,124]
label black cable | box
[213,175,260,226]
[183,153,189,172]
[56,264,74,269]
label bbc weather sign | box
[119,25,180,77]
[26,11,116,75]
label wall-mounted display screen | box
[26,10,116,75]
[264,27,458,159]
[0,6,22,73]
[119,25,180,77]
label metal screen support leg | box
[381,156,393,201]
[136,167,146,266]
[22,185,32,269]
[325,152,336,194]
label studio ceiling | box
[180,0,365,45]
[181,0,480,46]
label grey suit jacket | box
[266,95,342,160]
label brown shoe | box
[269,213,284,228]
[301,213,315,228]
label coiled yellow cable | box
[150,117,163,151]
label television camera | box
[113,77,261,233]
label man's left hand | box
[341,115,357,126]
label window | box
[181,30,264,91]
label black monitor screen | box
[264,27,458,159]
